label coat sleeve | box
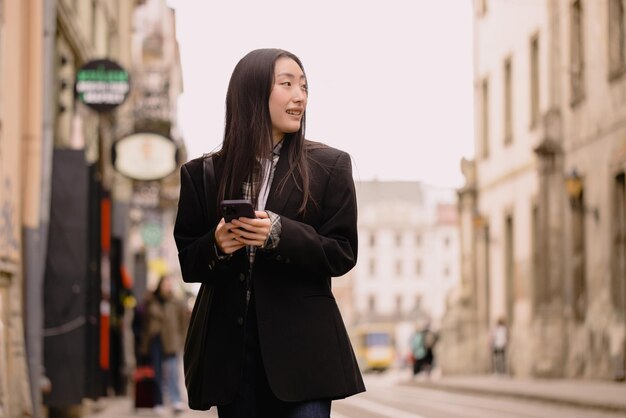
[273,151,358,277]
[173,163,231,284]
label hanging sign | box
[75,59,130,112]
[112,133,178,181]
[141,223,163,248]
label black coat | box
[174,139,365,406]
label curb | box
[401,380,626,414]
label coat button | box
[237,317,244,326]
[276,254,282,261]
[239,273,246,282]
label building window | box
[416,260,422,276]
[611,172,626,312]
[444,265,450,277]
[413,295,423,312]
[609,0,626,78]
[395,295,403,314]
[415,233,422,246]
[570,0,585,105]
[395,260,403,276]
[483,224,491,327]
[530,34,540,128]
[481,77,490,158]
[369,259,376,276]
[505,214,515,323]
[368,295,376,313]
[532,204,542,309]
[571,187,587,322]
[369,233,376,247]
[443,236,450,247]
[504,57,513,145]
[395,232,402,247]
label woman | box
[174,48,364,417]
[139,275,188,414]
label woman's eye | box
[281,81,291,86]
[301,85,308,92]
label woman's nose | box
[293,88,305,102]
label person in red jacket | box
[174,48,364,417]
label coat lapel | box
[265,139,297,215]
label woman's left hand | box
[231,211,272,247]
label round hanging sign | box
[75,59,130,112]
[112,133,179,181]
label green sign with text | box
[75,59,130,112]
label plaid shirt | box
[242,141,283,266]
[214,141,283,266]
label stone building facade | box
[0,0,184,415]
[440,0,626,381]
[0,1,42,415]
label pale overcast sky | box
[166,0,475,188]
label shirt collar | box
[272,140,284,157]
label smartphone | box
[220,199,256,222]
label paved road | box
[332,371,624,418]
[89,370,625,418]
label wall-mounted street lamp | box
[472,211,486,229]
[565,169,599,221]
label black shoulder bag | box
[183,154,216,410]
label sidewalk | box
[404,374,626,413]
[82,397,216,418]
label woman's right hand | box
[215,218,246,254]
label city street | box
[4,1,626,416]
[86,370,626,418]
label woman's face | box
[268,57,308,143]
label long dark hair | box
[216,48,315,214]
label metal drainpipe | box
[23,0,55,416]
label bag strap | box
[202,153,216,216]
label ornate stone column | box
[533,109,566,377]
[440,159,489,374]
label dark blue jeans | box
[217,297,331,418]
[149,336,164,406]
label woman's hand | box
[214,211,271,253]
[231,211,271,247]
[215,218,246,254]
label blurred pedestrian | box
[491,317,508,375]
[411,321,437,378]
[174,48,364,417]
[139,275,188,415]
[132,290,151,366]
[410,327,426,378]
